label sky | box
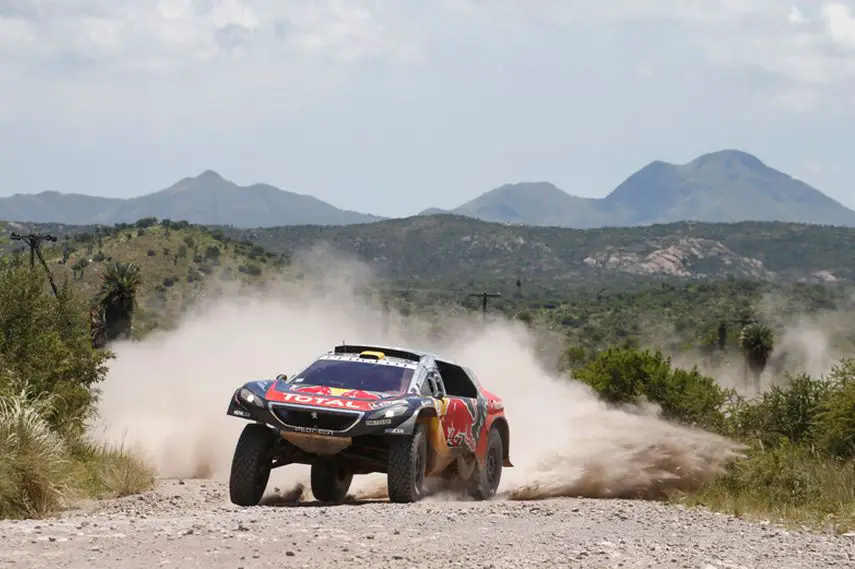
[1,0,854,218]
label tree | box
[96,261,142,342]
[738,323,775,385]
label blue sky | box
[1,0,853,217]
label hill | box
[448,182,632,229]
[441,150,855,228]
[604,150,855,226]
[208,214,855,285]
[0,170,382,227]
[0,219,289,335]
[7,215,855,294]
[3,149,853,229]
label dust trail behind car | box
[90,262,744,502]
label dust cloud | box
[90,256,745,502]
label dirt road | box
[1,479,852,569]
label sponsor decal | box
[369,399,405,410]
[274,392,370,410]
[384,428,405,434]
[289,425,336,436]
[231,409,251,418]
[338,389,382,400]
[293,385,334,396]
[488,399,504,411]
[365,418,392,426]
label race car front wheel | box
[229,423,276,506]
[311,460,353,504]
[387,422,427,503]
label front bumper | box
[226,395,413,437]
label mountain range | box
[1,149,853,228]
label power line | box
[9,231,59,295]
[469,291,501,320]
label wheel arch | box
[489,416,512,467]
[417,405,438,420]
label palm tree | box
[738,323,775,386]
[97,261,142,342]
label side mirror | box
[275,373,287,381]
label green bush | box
[727,372,831,449]
[573,346,729,431]
[0,267,112,438]
[814,359,855,460]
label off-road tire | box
[311,460,353,504]
[387,422,428,503]
[229,423,276,506]
[468,427,503,500]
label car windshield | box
[289,358,415,393]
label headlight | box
[239,388,264,408]
[367,403,409,420]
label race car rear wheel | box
[229,423,276,506]
[468,426,503,500]
[310,460,353,504]
[387,422,427,503]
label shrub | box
[0,268,112,438]
[573,346,729,431]
[727,372,831,449]
[814,359,855,460]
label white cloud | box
[788,6,809,24]
[0,1,424,78]
[0,0,853,125]
[823,2,855,49]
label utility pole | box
[469,291,500,321]
[9,231,59,295]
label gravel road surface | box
[1,479,852,569]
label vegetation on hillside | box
[7,216,855,288]
[212,215,855,284]
[1,218,290,336]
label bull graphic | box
[470,393,488,448]
[443,395,488,453]
[293,385,333,396]
[338,389,381,400]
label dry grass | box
[675,444,855,533]
[0,387,154,519]
[0,387,69,518]
[67,437,155,501]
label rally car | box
[225,343,512,505]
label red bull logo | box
[442,398,477,450]
[338,389,381,400]
[293,385,333,395]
